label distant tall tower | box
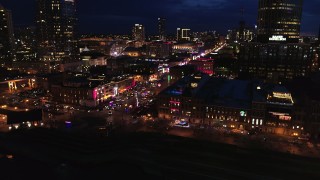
[158,17,166,41]
[177,28,191,42]
[318,24,320,45]
[15,26,37,63]
[257,0,303,43]
[239,8,246,42]
[36,0,77,62]
[132,24,145,41]
[0,4,15,67]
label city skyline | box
[0,1,320,179]
[1,0,320,35]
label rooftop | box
[80,51,106,59]
[124,47,140,52]
[161,76,254,109]
[160,73,209,97]
[197,78,252,109]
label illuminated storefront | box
[158,76,305,136]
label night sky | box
[1,0,320,35]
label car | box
[108,111,112,115]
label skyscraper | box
[13,26,40,74]
[0,4,15,67]
[238,0,315,82]
[318,24,320,40]
[15,26,37,62]
[158,18,166,41]
[238,8,246,42]
[132,24,145,41]
[257,0,303,43]
[177,28,191,42]
[36,0,77,63]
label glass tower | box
[158,17,166,41]
[0,4,15,67]
[36,0,77,62]
[132,24,145,41]
[257,0,303,43]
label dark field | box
[0,129,319,180]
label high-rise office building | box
[147,41,172,58]
[238,0,315,82]
[238,42,315,81]
[317,25,320,45]
[177,28,191,42]
[132,24,145,41]
[158,18,166,41]
[13,26,41,74]
[0,4,15,67]
[36,0,78,63]
[15,26,37,62]
[257,0,303,43]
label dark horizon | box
[1,0,320,36]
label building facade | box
[177,28,191,42]
[0,4,15,67]
[238,42,315,81]
[79,37,112,56]
[158,18,166,41]
[169,65,196,85]
[132,24,145,42]
[36,0,78,64]
[257,0,303,43]
[51,76,135,107]
[147,41,172,58]
[158,75,305,137]
[189,59,214,76]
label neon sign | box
[269,35,286,41]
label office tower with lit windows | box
[238,0,318,81]
[158,17,166,41]
[132,24,145,41]
[177,28,191,42]
[257,0,303,43]
[36,0,78,64]
[0,4,15,67]
[12,26,44,74]
[238,42,315,81]
[15,27,37,61]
